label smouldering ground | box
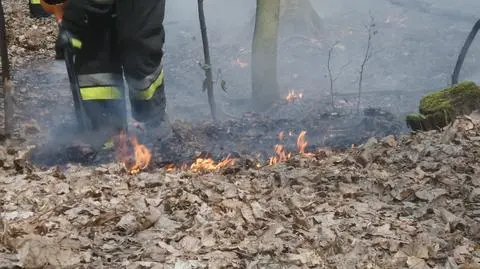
[2,116,480,268]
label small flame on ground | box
[165,163,176,172]
[297,131,307,154]
[115,131,152,174]
[269,130,313,165]
[269,144,291,165]
[191,155,234,173]
[130,137,152,174]
[164,155,235,173]
[285,90,304,103]
[233,58,248,68]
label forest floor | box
[1,1,480,269]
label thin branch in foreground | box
[197,0,216,121]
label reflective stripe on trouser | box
[127,65,166,123]
[131,68,164,101]
[77,73,126,132]
[78,73,124,101]
[29,0,50,18]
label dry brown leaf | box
[116,213,139,234]
[415,245,429,260]
[16,235,82,268]
[453,245,470,264]
[406,256,430,269]
[250,201,265,219]
[179,235,202,254]
[285,250,323,266]
[415,188,447,202]
[240,203,256,224]
[157,241,179,256]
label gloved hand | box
[54,25,82,59]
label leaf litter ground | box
[2,116,480,268]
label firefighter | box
[43,0,173,145]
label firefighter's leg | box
[117,0,172,141]
[62,1,126,142]
[29,0,50,18]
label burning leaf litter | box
[269,130,312,165]
[2,117,480,268]
[285,89,304,103]
[114,131,152,174]
[233,57,248,68]
[190,154,235,172]
[113,129,310,173]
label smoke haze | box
[159,0,480,121]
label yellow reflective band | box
[31,0,41,4]
[102,138,114,150]
[71,38,82,49]
[80,86,123,100]
[135,69,164,101]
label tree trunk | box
[251,0,281,111]
[235,0,323,48]
[279,0,323,38]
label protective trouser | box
[28,0,50,18]
[61,0,167,134]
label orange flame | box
[285,90,304,103]
[129,137,152,174]
[269,130,312,165]
[190,155,234,173]
[297,131,307,154]
[115,131,152,174]
[269,144,291,165]
[234,58,248,68]
[165,163,176,172]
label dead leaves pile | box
[3,0,57,67]
[1,116,480,268]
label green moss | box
[405,113,426,121]
[406,81,480,131]
[405,113,430,131]
[420,81,480,114]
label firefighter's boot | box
[129,70,173,143]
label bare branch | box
[356,12,377,113]
[333,60,351,82]
[327,41,350,110]
[327,42,337,109]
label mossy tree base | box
[406,81,480,131]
